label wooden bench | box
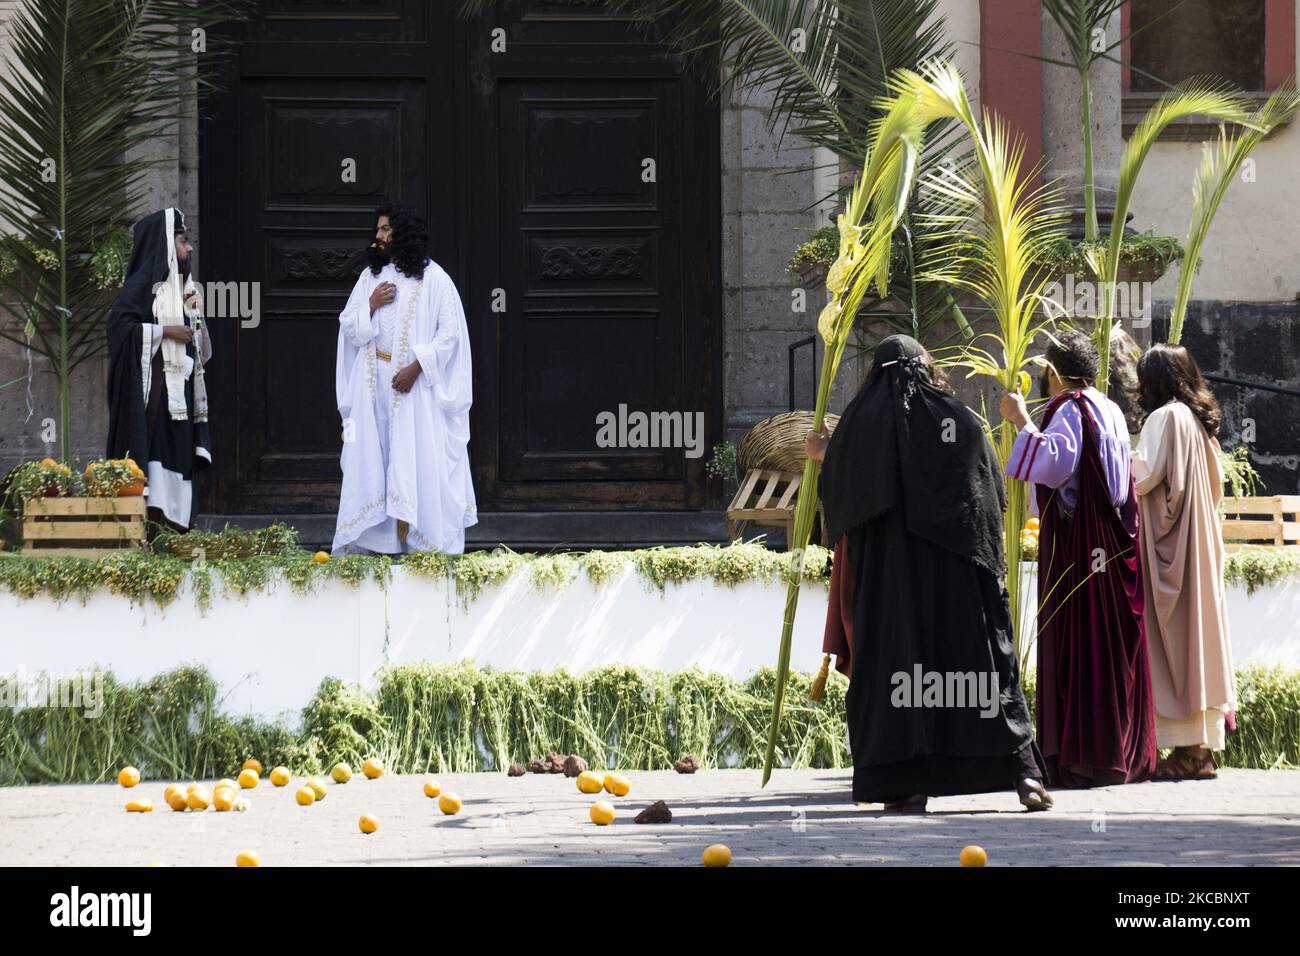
[726,468,824,545]
[1221,495,1300,552]
[22,497,146,558]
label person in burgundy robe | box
[1000,328,1157,787]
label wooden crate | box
[726,468,824,545]
[1221,495,1300,552]
[22,496,146,558]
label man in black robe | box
[805,335,1050,813]
[106,208,212,530]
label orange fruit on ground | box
[701,844,731,867]
[241,758,263,775]
[306,778,328,801]
[589,801,615,826]
[237,768,259,789]
[235,850,260,868]
[213,787,237,812]
[438,792,462,815]
[269,766,291,787]
[294,786,316,806]
[331,762,352,784]
[575,771,603,794]
[125,799,153,813]
[959,845,987,867]
[165,789,188,812]
[603,773,630,797]
[163,783,185,803]
[422,780,441,798]
[186,786,210,811]
[117,766,140,788]
[362,758,384,779]
[215,778,237,792]
[358,813,379,834]
[313,551,330,564]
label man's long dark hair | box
[369,201,429,279]
[1137,343,1222,437]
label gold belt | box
[376,349,392,362]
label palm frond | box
[1168,89,1300,343]
[1092,79,1256,389]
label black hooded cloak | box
[106,208,211,529]
[818,335,1041,802]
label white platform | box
[1,564,1296,723]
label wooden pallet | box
[1221,495,1300,552]
[726,468,823,545]
[22,496,146,558]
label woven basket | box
[736,410,840,476]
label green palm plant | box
[759,89,927,786]
[899,62,1069,663]
[0,0,248,460]
[1089,81,1255,391]
[1167,89,1300,345]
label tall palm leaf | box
[760,89,926,785]
[1090,81,1254,391]
[0,0,249,459]
[898,61,1069,662]
[1168,89,1300,344]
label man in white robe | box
[332,204,477,554]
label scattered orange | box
[313,551,330,564]
[306,778,328,801]
[165,789,188,812]
[215,778,238,792]
[241,758,263,775]
[269,766,291,787]
[186,786,211,811]
[959,845,987,867]
[589,801,615,826]
[603,773,630,797]
[438,792,462,815]
[125,799,153,813]
[362,758,384,780]
[331,762,352,784]
[294,786,316,806]
[213,787,237,812]
[701,844,731,867]
[237,768,259,789]
[575,771,603,794]
[117,766,140,788]
[423,780,441,798]
[359,813,379,834]
[235,850,260,868]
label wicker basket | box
[736,410,840,476]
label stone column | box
[1040,7,1124,240]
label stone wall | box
[1158,302,1300,496]
[720,82,837,447]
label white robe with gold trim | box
[333,260,476,554]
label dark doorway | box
[200,1,721,520]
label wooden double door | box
[201,0,720,516]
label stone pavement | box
[0,769,1296,866]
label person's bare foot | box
[1016,777,1054,811]
[882,794,928,813]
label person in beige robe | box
[1132,344,1235,780]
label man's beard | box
[367,240,390,274]
[1038,370,1051,400]
[178,255,191,281]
